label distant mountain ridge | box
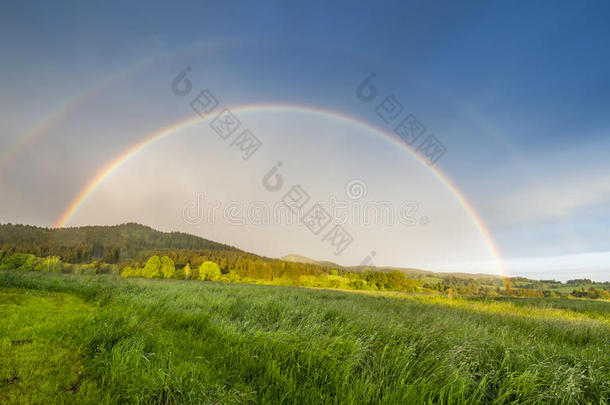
[281,254,504,280]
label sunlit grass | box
[1,270,609,404]
[0,288,97,403]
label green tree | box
[21,255,39,271]
[369,271,388,290]
[587,287,600,299]
[386,270,407,291]
[198,261,221,281]
[0,253,35,269]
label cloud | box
[481,155,610,226]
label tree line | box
[1,223,609,298]
[2,250,610,299]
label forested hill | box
[0,223,240,263]
[2,223,609,297]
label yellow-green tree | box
[39,256,62,273]
[183,263,192,280]
[198,261,221,281]
[160,256,176,279]
[142,255,162,279]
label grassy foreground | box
[0,271,609,404]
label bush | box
[121,266,142,278]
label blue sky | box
[1,1,609,280]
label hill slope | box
[0,223,240,262]
[280,254,318,264]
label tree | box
[39,256,62,272]
[587,287,600,299]
[368,271,388,290]
[183,263,192,279]
[598,289,610,299]
[160,256,176,279]
[21,255,39,271]
[386,270,407,291]
[142,255,162,279]
[0,253,35,269]
[198,261,221,281]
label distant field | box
[1,271,609,404]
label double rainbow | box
[52,103,506,277]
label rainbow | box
[0,96,88,175]
[0,69,135,177]
[54,104,507,278]
[0,38,242,177]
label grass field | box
[1,270,609,404]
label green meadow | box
[1,270,609,404]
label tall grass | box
[1,270,609,404]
